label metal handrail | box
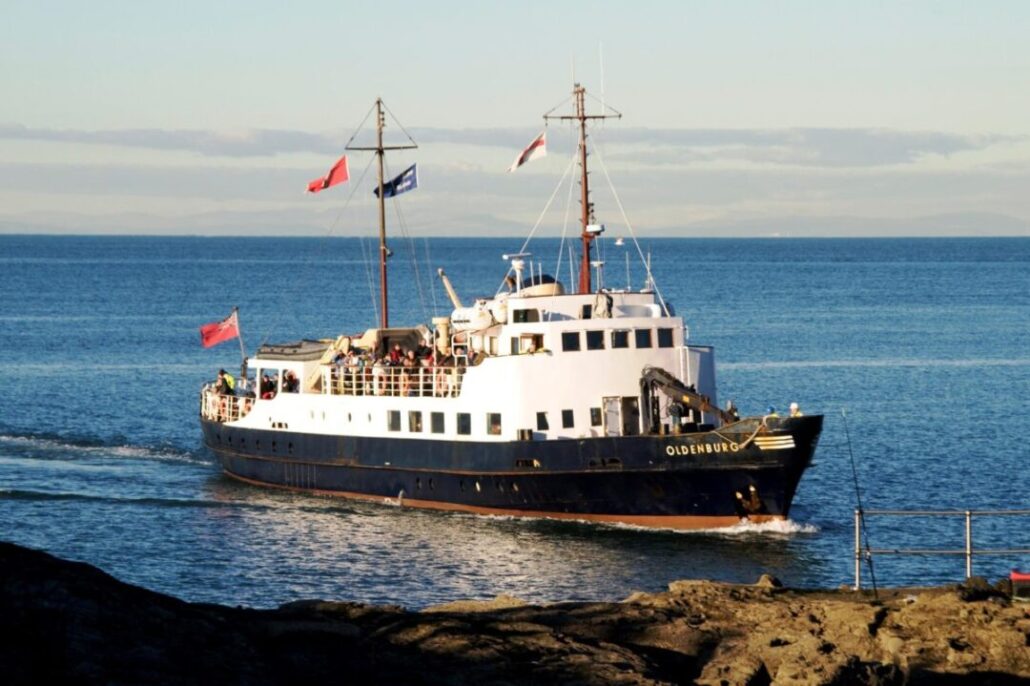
[322,364,464,398]
[854,509,1030,589]
[200,389,254,423]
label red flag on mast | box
[199,310,240,348]
[307,155,350,193]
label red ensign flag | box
[200,310,240,348]
[307,155,350,193]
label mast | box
[545,84,620,294]
[347,98,417,330]
[375,99,389,328]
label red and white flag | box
[507,132,547,172]
[307,155,350,193]
[200,310,240,348]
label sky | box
[2,0,1029,237]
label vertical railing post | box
[854,508,862,590]
[965,510,973,579]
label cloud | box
[598,128,1017,167]
[0,124,340,157]
[1,123,1017,167]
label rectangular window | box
[408,411,422,433]
[536,412,549,431]
[387,410,401,432]
[562,409,574,428]
[486,413,502,435]
[510,337,519,355]
[561,331,581,351]
[457,412,471,435]
[488,337,499,355]
[513,308,540,323]
[585,330,605,350]
[580,304,592,319]
[590,407,602,426]
[634,328,653,348]
[611,330,629,349]
[431,412,445,434]
[657,328,674,348]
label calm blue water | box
[0,235,1027,608]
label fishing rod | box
[842,408,878,598]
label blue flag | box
[374,164,418,198]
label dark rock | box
[2,541,1029,686]
[958,576,1007,602]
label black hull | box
[201,416,822,529]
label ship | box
[199,85,823,530]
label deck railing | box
[200,388,254,423]
[854,509,1030,589]
[321,365,465,398]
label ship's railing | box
[320,364,465,398]
[199,387,255,423]
[853,509,1030,589]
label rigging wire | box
[358,233,380,326]
[383,158,431,325]
[587,135,670,315]
[842,409,879,598]
[258,152,377,347]
[553,144,578,293]
[495,150,578,295]
[381,100,421,148]
[422,237,439,315]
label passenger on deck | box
[216,369,235,395]
[283,371,299,393]
[789,402,803,417]
[725,400,740,422]
[389,343,403,365]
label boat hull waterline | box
[202,415,822,530]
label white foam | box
[0,434,204,464]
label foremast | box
[545,84,621,294]
[347,99,417,329]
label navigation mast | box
[545,84,621,294]
[347,98,417,329]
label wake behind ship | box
[199,86,823,530]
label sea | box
[0,234,1027,609]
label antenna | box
[599,43,606,116]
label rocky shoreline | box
[1,541,1027,685]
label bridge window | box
[387,410,401,432]
[561,331,581,351]
[586,330,605,350]
[513,308,540,323]
[562,409,574,428]
[409,411,423,433]
[487,413,502,435]
[657,328,674,348]
[431,412,445,434]
[612,330,629,348]
[536,412,549,431]
[457,412,471,435]
[634,329,652,348]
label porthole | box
[512,482,519,493]
[428,478,435,490]
[496,481,504,493]
[288,442,294,454]
[459,480,466,492]
[475,481,481,493]
[416,477,422,490]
